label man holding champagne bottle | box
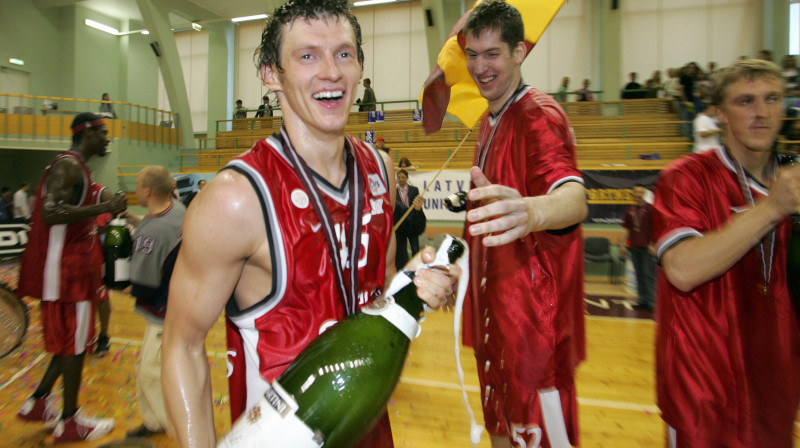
[161,1,459,447]
[652,59,800,446]
[460,2,588,447]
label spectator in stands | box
[692,103,722,153]
[644,70,662,98]
[664,68,682,101]
[622,72,643,99]
[678,63,700,138]
[398,157,417,170]
[13,182,31,220]
[254,94,273,118]
[360,78,376,111]
[394,169,426,270]
[233,99,247,119]
[556,76,570,102]
[0,187,11,220]
[757,49,773,62]
[621,183,656,311]
[707,61,718,75]
[374,136,389,154]
[575,79,594,101]
[99,93,116,119]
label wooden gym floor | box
[0,281,798,447]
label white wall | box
[159,0,764,132]
[621,0,761,87]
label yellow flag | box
[420,0,566,133]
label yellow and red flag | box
[420,0,567,133]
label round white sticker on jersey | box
[291,189,310,209]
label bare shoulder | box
[182,169,265,258]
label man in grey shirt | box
[123,165,185,439]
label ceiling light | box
[85,18,119,35]
[353,0,396,6]
[9,58,24,66]
[231,14,268,23]
[192,22,202,31]
[141,30,150,35]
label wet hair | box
[255,0,363,74]
[711,59,783,107]
[71,112,103,145]
[463,0,524,51]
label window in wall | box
[792,1,799,55]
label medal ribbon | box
[280,128,364,316]
[732,154,776,291]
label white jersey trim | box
[656,227,703,260]
[714,146,770,197]
[547,175,585,195]
[224,158,288,324]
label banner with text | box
[582,170,660,224]
[406,170,471,221]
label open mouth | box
[479,76,497,84]
[312,90,344,103]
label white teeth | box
[479,76,496,83]
[313,90,343,100]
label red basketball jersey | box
[19,150,104,302]
[223,134,393,428]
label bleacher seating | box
[180,98,691,172]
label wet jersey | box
[653,147,800,447]
[223,133,393,445]
[19,150,104,302]
[462,86,586,443]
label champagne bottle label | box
[113,258,130,282]
[218,382,323,448]
[361,295,420,340]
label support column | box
[763,0,791,61]
[206,23,235,139]
[594,0,621,101]
[135,0,195,149]
[420,0,465,71]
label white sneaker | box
[53,409,115,443]
[17,395,60,428]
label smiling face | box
[260,16,361,140]
[717,75,784,154]
[464,28,525,114]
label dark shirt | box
[679,74,695,102]
[622,203,653,248]
[622,82,643,99]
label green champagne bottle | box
[102,217,132,290]
[789,215,800,319]
[218,236,466,448]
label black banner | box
[582,170,661,224]
[0,219,30,258]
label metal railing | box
[0,94,180,149]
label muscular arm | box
[662,165,800,291]
[467,166,588,247]
[41,158,126,225]
[162,171,266,447]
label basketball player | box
[460,2,588,447]
[17,112,127,443]
[161,1,459,447]
[653,59,800,446]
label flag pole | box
[392,128,473,233]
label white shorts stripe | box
[43,224,67,301]
[74,301,91,355]
[539,388,570,448]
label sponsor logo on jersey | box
[367,174,387,196]
[370,198,384,215]
[291,189,310,209]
